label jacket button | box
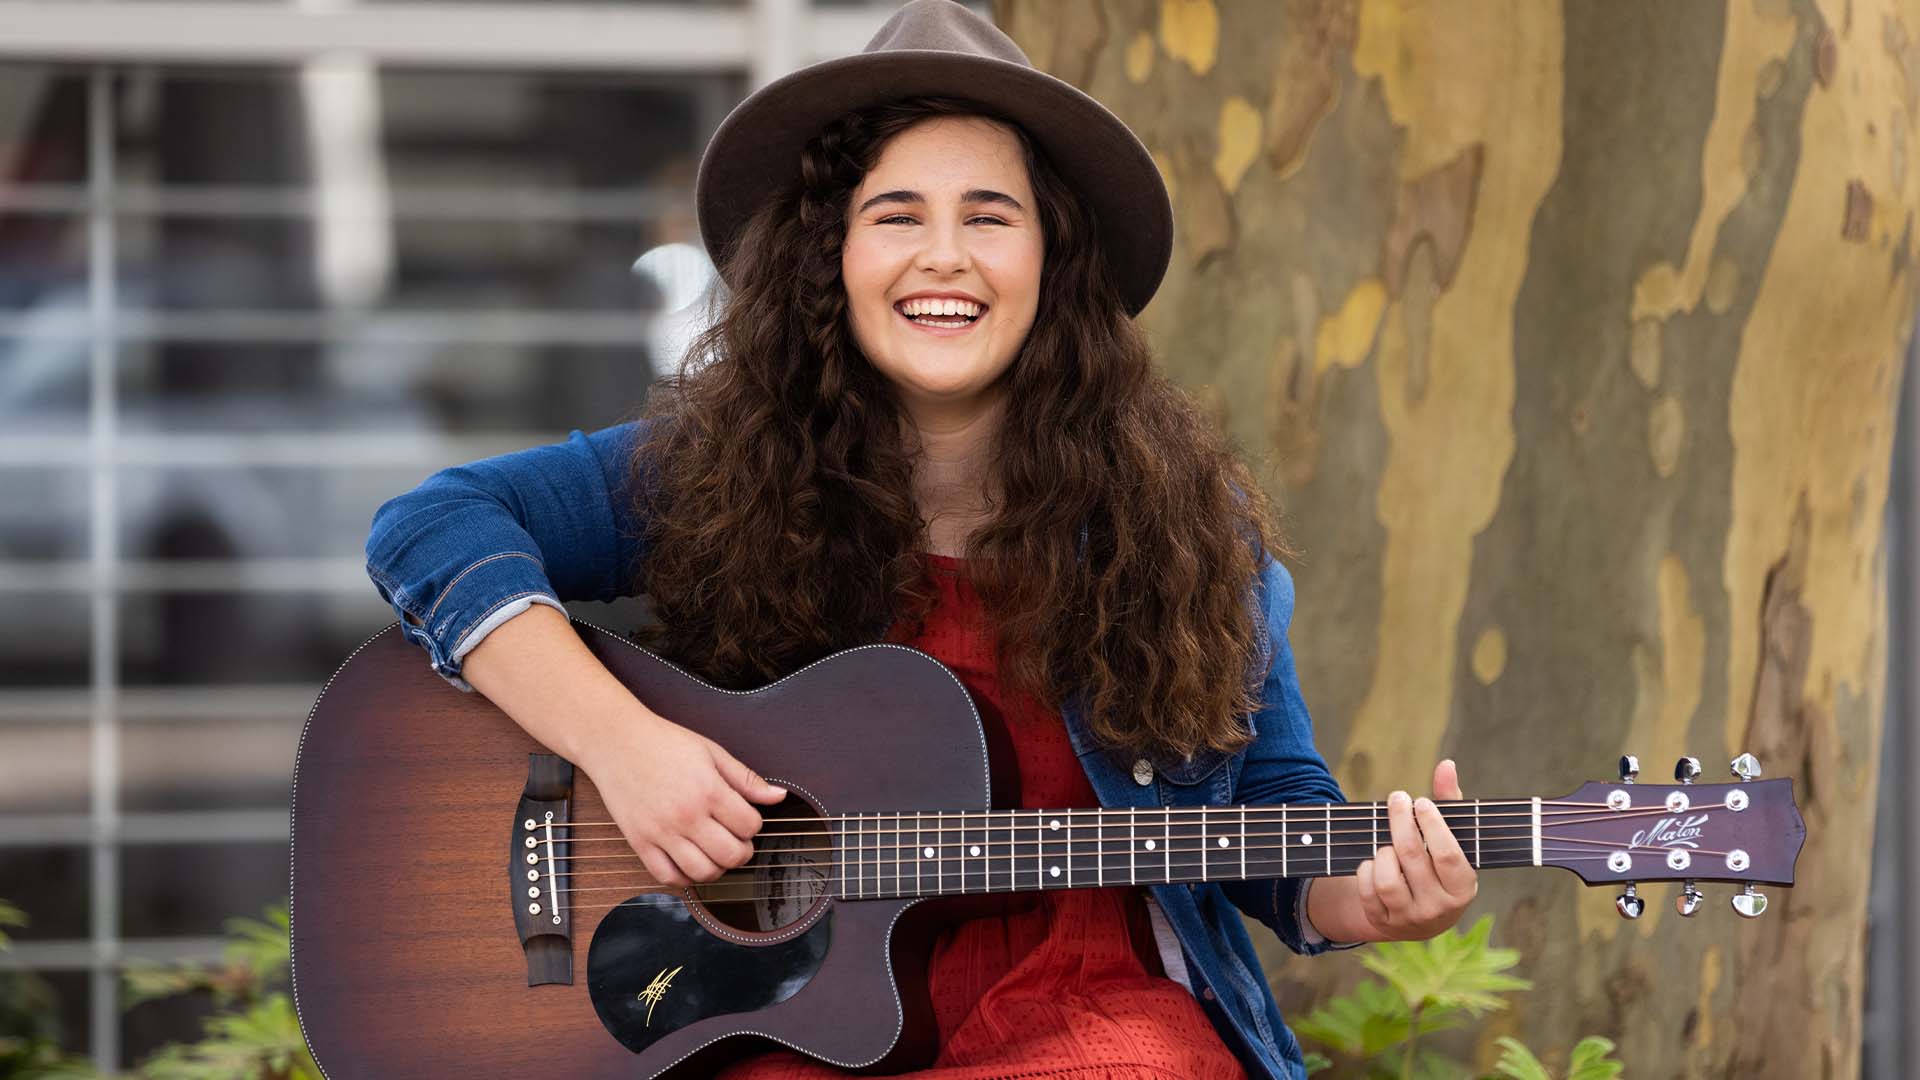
[1132,758,1154,786]
[1201,987,1216,1001]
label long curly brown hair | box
[631,96,1281,761]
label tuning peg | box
[1731,885,1768,919]
[1618,755,1640,784]
[1674,756,1702,784]
[1675,881,1703,917]
[1730,753,1761,781]
[1615,883,1645,920]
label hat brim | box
[694,49,1173,317]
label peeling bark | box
[996,1,1914,1075]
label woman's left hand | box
[1353,759,1478,941]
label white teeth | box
[898,297,982,318]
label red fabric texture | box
[719,554,1246,1080]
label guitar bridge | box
[511,753,574,985]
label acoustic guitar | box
[289,621,1804,1077]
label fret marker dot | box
[1144,839,1157,851]
[1049,865,1060,878]
[1049,819,1060,830]
[1301,834,1314,846]
[969,845,981,857]
[923,846,935,858]
[1218,836,1230,848]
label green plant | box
[121,905,319,1080]
[0,900,95,1080]
[1295,915,1623,1080]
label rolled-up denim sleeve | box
[1222,556,1357,956]
[364,421,647,689]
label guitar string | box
[545,798,1615,831]
[529,801,1723,856]
[555,849,1643,915]
[538,806,1590,842]
[544,841,1594,896]
[543,833,1732,907]
[541,834,1548,881]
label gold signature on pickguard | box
[637,965,685,1026]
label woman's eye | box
[874,215,1006,226]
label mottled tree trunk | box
[995,1,1916,1075]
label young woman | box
[364,3,1476,1077]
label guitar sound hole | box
[691,796,829,935]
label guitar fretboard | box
[819,801,1542,901]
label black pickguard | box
[586,894,833,1054]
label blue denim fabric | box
[364,420,1351,1079]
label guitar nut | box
[1606,790,1631,811]
[1607,851,1632,873]
[1666,791,1690,813]
[1666,849,1690,871]
[1727,789,1749,812]
[1726,849,1750,872]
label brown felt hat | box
[694,0,1174,317]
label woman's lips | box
[896,306,985,337]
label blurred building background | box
[0,0,1912,1076]
[0,0,954,1070]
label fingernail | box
[1390,790,1410,808]
[1415,797,1434,813]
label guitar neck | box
[821,800,1548,901]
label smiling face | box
[841,115,1045,431]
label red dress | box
[720,554,1246,1080]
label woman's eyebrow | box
[855,188,1026,214]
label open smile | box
[894,301,987,337]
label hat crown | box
[862,0,1032,68]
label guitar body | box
[291,623,992,1078]
[293,622,1807,1076]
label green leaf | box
[1490,1036,1553,1080]
[136,993,319,1080]
[1304,1050,1333,1075]
[220,906,291,984]
[0,898,25,952]
[1295,977,1468,1062]
[1407,1047,1475,1080]
[1565,1036,1624,1080]
[1360,915,1531,1017]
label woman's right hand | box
[576,707,788,889]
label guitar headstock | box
[1543,753,1803,919]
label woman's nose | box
[916,219,970,274]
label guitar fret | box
[1281,806,1288,878]
[1129,807,1137,885]
[1200,806,1208,881]
[1531,796,1542,867]
[1473,799,1481,868]
[1238,806,1246,880]
[1152,807,1167,883]
[1324,804,1332,876]
[1042,811,1052,889]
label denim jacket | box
[364,421,1352,1079]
